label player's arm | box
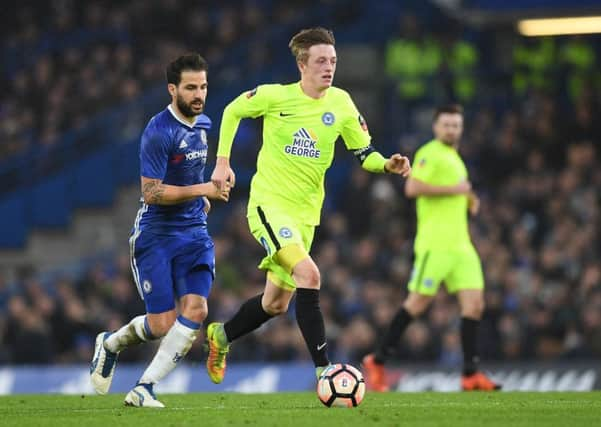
[141,176,229,205]
[212,85,273,189]
[139,121,229,205]
[341,97,411,177]
[355,147,411,177]
[404,177,471,198]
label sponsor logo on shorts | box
[143,280,152,294]
[423,278,433,288]
[322,112,335,126]
[279,227,293,238]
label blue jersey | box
[134,105,212,236]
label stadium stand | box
[0,0,600,376]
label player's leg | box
[447,248,500,391]
[126,244,214,408]
[363,250,447,391]
[125,293,208,407]
[123,308,177,408]
[289,253,332,378]
[206,276,293,383]
[362,292,433,392]
[91,231,167,395]
[206,207,305,383]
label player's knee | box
[262,298,289,315]
[181,298,209,324]
[293,264,321,289]
[462,298,485,319]
[182,305,208,324]
[404,296,431,317]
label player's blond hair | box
[289,27,335,64]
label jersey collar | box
[167,104,197,128]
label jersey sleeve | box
[340,93,372,150]
[140,121,171,180]
[217,84,276,158]
[410,147,437,183]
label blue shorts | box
[129,229,215,314]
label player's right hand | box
[205,181,231,202]
[211,156,236,191]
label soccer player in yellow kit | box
[363,105,501,392]
[206,27,411,382]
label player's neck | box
[170,102,197,125]
[299,80,327,99]
[439,139,459,150]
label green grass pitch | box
[1,392,599,426]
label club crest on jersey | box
[246,87,258,98]
[200,129,207,144]
[322,112,335,126]
[284,128,321,159]
[358,114,368,131]
[279,227,293,239]
[143,280,152,294]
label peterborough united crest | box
[322,112,335,126]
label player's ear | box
[167,83,177,97]
[297,60,306,74]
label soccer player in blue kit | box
[90,53,231,407]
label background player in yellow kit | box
[363,104,501,392]
[206,27,411,383]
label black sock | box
[374,307,413,364]
[461,317,480,376]
[223,293,273,342]
[295,288,329,367]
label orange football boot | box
[461,371,502,391]
[362,354,390,392]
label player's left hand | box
[202,196,211,214]
[385,154,411,177]
[468,191,480,216]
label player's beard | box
[176,94,203,118]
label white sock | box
[104,315,154,353]
[139,317,199,385]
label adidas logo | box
[179,140,188,149]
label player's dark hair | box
[289,27,335,63]
[433,104,464,122]
[166,53,208,86]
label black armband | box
[352,145,376,164]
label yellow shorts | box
[408,246,484,296]
[247,205,315,290]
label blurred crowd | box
[1,93,599,366]
[0,1,600,367]
[0,0,340,160]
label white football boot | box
[124,383,165,408]
[90,332,119,395]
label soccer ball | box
[317,363,365,408]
